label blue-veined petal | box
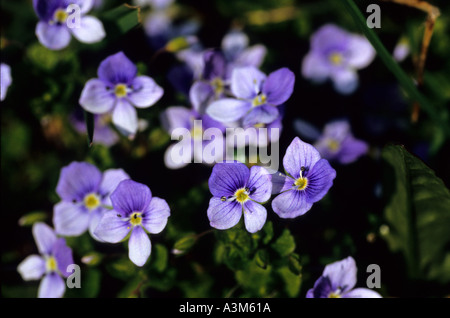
[208,161,249,197]
[110,180,152,215]
[207,197,242,230]
[142,197,170,234]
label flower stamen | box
[130,212,142,226]
[53,9,68,24]
[252,94,267,107]
[329,52,343,66]
[46,256,58,272]
[114,84,128,98]
[84,193,101,210]
[234,188,250,203]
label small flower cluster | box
[301,24,375,95]
[207,137,336,233]
[307,256,382,298]
[33,0,106,50]
[161,29,293,169]
[18,161,171,297]
[79,51,164,138]
[12,0,387,299]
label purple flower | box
[79,52,164,136]
[306,256,382,298]
[161,106,226,169]
[207,161,272,233]
[1,63,12,101]
[271,137,336,218]
[206,66,295,127]
[53,161,129,240]
[94,180,170,267]
[314,120,369,164]
[188,50,229,114]
[302,24,375,94]
[17,223,74,298]
[33,0,105,50]
[221,30,267,78]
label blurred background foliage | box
[1,0,449,298]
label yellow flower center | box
[328,292,341,298]
[252,94,267,107]
[191,126,203,140]
[329,52,343,66]
[46,256,58,272]
[327,139,340,152]
[53,9,68,24]
[130,212,143,226]
[211,77,225,95]
[84,193,101,210]
[234,188,249,203]
[294,177,308,191]
[114,84,128,98]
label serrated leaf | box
[381,144,450,282]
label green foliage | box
[381,144,450,283]
[212,221,302,297]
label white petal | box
[112,99,138,135]
[128,226,151,267]
[17,255,45,281]
[70,16,105,44]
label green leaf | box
[80,268,102,298]
[151,244,168,273]
[18,211,48,227]
[288,253,302,276]
[255,249,269,269]
[102,5,141,36]
[277,266,302,297]
[381,144,450,282]
[271,229,296,257]
[235,260,273,297]
[106,257,137,281]
[172,233,197,255]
